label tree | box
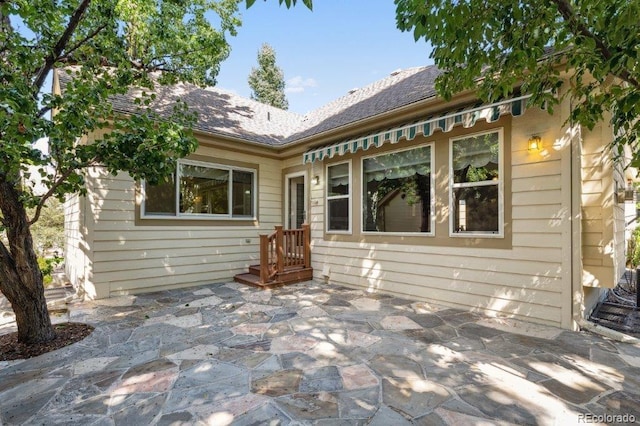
[248,43,289,109]
[395,0,640,165]
[29,198,64,258]
[0,0,312,345]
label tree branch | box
[550,0,640,88]
[59,22,109,63]
[28,158,98,225]
[33,0,92,92]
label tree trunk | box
[0,178,55,344]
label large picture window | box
[450,130,502,235]
[362,145,433,234]
[326,161,351,232]
[143,160,256,219]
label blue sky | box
[216,1,434,114]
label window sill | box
[362,231,435,237]
[449,232,504,239]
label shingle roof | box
[57,65,442,147]
[287,66,441,143]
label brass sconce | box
[528,135,542,153]
[312,175,319,185]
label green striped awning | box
[302,94,532,164]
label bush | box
[38,256,62,287]
[627,227,640,269]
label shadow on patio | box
[0,281,639,424]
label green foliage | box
[395,0,640,166]
[248,43,289,110]
[28,198,64,257]
[0,0,308,343]
[627,227,640,269]
[1,0,245,223]
[37,256,62,286]
[246,0,312,9]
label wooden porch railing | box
[259,224,311,284]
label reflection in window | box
[144,175,176,216]
[180,165,229,214]
[143,160,255,219]
[362,145,432,233]
[451,131,501,234]
[232,171,254,217]
[327,162,350,231]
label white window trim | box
[448,128,504,238]
[361,142,435,236]
[141,158,257,220]
[326,159,352,234]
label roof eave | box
[277,88,481,152]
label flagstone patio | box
[0,281,639,425]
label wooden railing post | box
[275,225,284,273]
[303,223,311,269]
[259,234,269,283]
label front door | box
[286,173,307,229]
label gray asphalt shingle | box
[57,65,441,147]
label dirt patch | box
[0,322,94,361]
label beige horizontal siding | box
[511,174,561,192]
[73,145,283,297]
[580,120,618,289]
[313,251,564,326]
[512,205,566,220]
[64,192,91,292]
[309,113,570,328]
[108,270,239,295]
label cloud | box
[286,76,318,94]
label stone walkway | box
[1,281,639,425]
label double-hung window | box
[362,144,434,234]
[142,159,256,219]
[450,129,503,236]
[326,161,351,232]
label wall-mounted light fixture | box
[528,135,542,153]
[312,175,320,185]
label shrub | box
[38,256,62,287]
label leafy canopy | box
[248,43,288,109]
[1,0,313,225]
[395,0,640,166]
[0,0,246,230]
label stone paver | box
[1,281,639,425]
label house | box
[58,65,631,331]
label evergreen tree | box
[248,43,289,110]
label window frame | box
[448,128,504,238]
[325,159,352,234]
[141,158,257,221]
[361,142,435,236]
